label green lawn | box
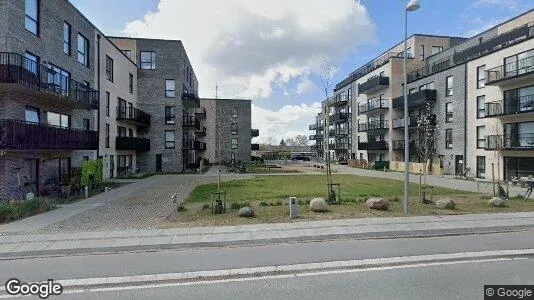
[186,174,463,203]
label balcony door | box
[118,98,127,118]
[48,65,70,94]
[110,155,114,179]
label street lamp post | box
[403,0,420,215]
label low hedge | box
[0,199,55,223]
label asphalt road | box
[52,258,534,300]
[1,230,534,284]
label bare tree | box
[295,135,309,146]
[0,120,7,158]
[285,138,297,146]
[416,102,439,203]
[487,119,504,195]
[264,136,276,146]
[317,57,337,203]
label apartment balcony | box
[329,142,348,151]
[195,126,206,136]
[392,139,433,153]
[392,89,437,109]
[329,96,349,107]
[309,124,318,131]
[358,99,389,115]
[182,116,200,130]
[251,129,260,137]
[251,143,260,151]
[182,86,200,108]
[182,139,206,151]
[193,107,206,119]
[486,56,534,86]
[334,129,348,136]
[358,141,388,151]
[329,112,349,123]
[484,94,534,118]
[358,75,389,95]
[486,134,534,150]
[309,135,317,140]
[0,119,98,150]
[0,52,99,109]
[115,137,150,151]
[116,106,151,128]
[358,120,389,132]
[392,114,437,129]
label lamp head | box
[406,0,420,11]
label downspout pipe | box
[96,34,101,158]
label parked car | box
[291,155,310,161]
[338,158,348,165]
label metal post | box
[403,9,410,215]
[492,163,496,197]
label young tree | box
[416,102,439,202]
[0,120,7,158]
[487,119,504,196]
[285,138,297,146]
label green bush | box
[81,159,103,187]
[0,199,55,223]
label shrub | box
[81,159,103,187]
[0,199,55,223]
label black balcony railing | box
[116,106,151,127]
[486,56,534,85]
[392,89,437,109]
[330,112,349,123]
[358,141,388,151]
[182,116,200,130]
[334,129,348,136]
[330,96,349,107]
[358,99,389,114]
[0,119,98,150]
[116,137,150,151]
[485,94,534,117]
[358,120,389,132]
[182,85,200,107]
[329,143,348,150]
[0,52,99,109]
[251,143,260,150]
[251,129,259,137]
[195,126,207,136]
[486,133,534,150]
[193,107,206,119]
[358,75,389,95]
[182,139,206,151]
[392,139,434,153]
[393,114,437,129]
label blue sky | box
[69,0,534,140]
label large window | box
[24,52,39,74]
[106,92,110,116]
[445,76,453,96]
[165,131,175,149]
[63,22,71,55]
[419,45,425,61]
[165,106,175,125]
[445,129,453,149]
[445,102,453,123]
[231,138,238,149]
[117,126,126,137]
[477,65,486,89]
[25,106,39,123]
[47,112,69,128]
[25,0,39,35]
[77,34,89,66]
[477,95,485,119]
[476,126,486,149]
[105,55,113,82]
[476,156,486,179]
[105,124,110,148]
[140,51,156,70]
[129,73,133,94]
[165,80,175,98]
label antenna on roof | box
[215,83,219,99]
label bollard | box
[104,187,111,202]
[85,185,89,198]
[289,197,298,219]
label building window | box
[129,73,133,93]
[25,0,39,35]
[77,33,89,66]
[24,52,39,74]
[165,131,175,149]
[127,154,132,167]
[140,51,156,70]
[117,126,126,137]
[445,102,453,123]
[165,106,175,125]
[477,95,485,119]
[106,92,110,116]
[121,50,132,59]
[63,22,71,55]
[128,128,133,137]
[431,46,443,55]
[477,65,486,89]
[232,108,238,118]
[476,156,486,179]
[231,122,238,135]
[49,64,70,91]
[47,112,69,128]
[25,106,39,123]
[231,138,238,149]
[165,79,175,98]
[348,88,352,100]
[83,118,90,130]
[105,124,110,148]
[419,45,425,61]
[445,129,453,149]
[445,76,453,96]
[105,55,113,82]
[477,126,486,149]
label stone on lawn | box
[365,198,390,211]
[488,197,507,207]
[238,206,255,217]
[435,198,456,209]
[309,198,328,212]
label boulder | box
[365,198,390,211]
[488,197,507,207]
[238,206,255,217]
[435,198,456,209]
[309,198,328,212]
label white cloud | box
[252,102,321,141]
[472,0,518,9]
[296,76,315,94]
[122,0,375,99]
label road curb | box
[1,225,532,260]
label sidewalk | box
[1,212,533,258]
